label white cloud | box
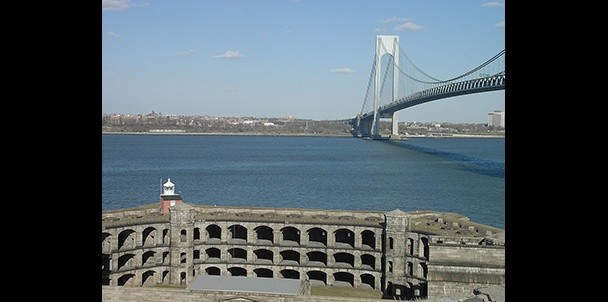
[395,21,423,31]
[102,0,131,11]
[179,49,196,56]
[495,21,505,28]
[102,0,148,11]
[330,68,355,74]
[379,16,408,24]
[213,50,244,59]
[482,2,505,7]
[108,31,118,37]
[373,28,386,33]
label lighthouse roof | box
[164,178,174,186]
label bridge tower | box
[372,35,400,140]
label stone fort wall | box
[101,202,505,300]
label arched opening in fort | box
[118,253,135,270]
[307,251,327,267]
[180,229,187,242]
[180,252,187,264]
[418,282,428,298]
[386,281,420,300]
[360,273,375,289]
[206,225,221,242]
[118,229,136,250]
[333,272,354,287]
[307,227,327,247]
[407,261,414,276]
[388,261,393,273]
[180,272,186,285]
[228,247,247,262]
[421,237,429,259]
[143,227,156,247]
[162,251,170,264]
[280,250,300,265]
[307,270,327,286]
[254,268,273,278]
[253,249,273,264]
[403,282,416,300]
[228,266,247,276]
[162,270,169,284]
[281,226,301,246]
[193,227,201,242]
[335,229,354,248]
[407,238,414,255]
[102,232,111,252]
[389,237,394,250]
[361,253,376,270]
[162,229,170,244]
[193,249,200,261]
[142,251,155,266]
[206,266,220,275]
[102,253,110,285]
[206,247,221,261]
[361,230,376,250]
[280,269,299,279]
[386,282,394,298]
[228,224,247,243]
[254,225,274,244]
[118,273,135,286]
[419,263,428,279]
[142,270,155,286]
[334,252,355,268]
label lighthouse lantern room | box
[159,178,183,214]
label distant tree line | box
[101,114,354,136]
[101,113,504,137]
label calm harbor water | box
[102,134,505,229]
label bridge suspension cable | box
[359,53,377,118]
[395,49,505,85]
[385,43,505,104]
[397,43,445,83]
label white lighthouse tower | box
[159,178,183,214]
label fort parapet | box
[101,200,504,300]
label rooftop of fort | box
[102,202,505,246]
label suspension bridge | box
[351,35,505,140]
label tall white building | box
[488,110,505,128]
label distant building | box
[488,110,505,128]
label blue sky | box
[102,0,505,123]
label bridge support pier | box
[389,111,401,140]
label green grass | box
[151,284,187,289]
[311,286,383,299]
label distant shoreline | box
[101,131,504,139]
[101,131,354,138]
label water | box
[102,134,505,228]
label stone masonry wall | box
[426,243,505,298]
[102,203,505,300]
[429,243,505,267]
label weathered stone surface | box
[102,203,505,300]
